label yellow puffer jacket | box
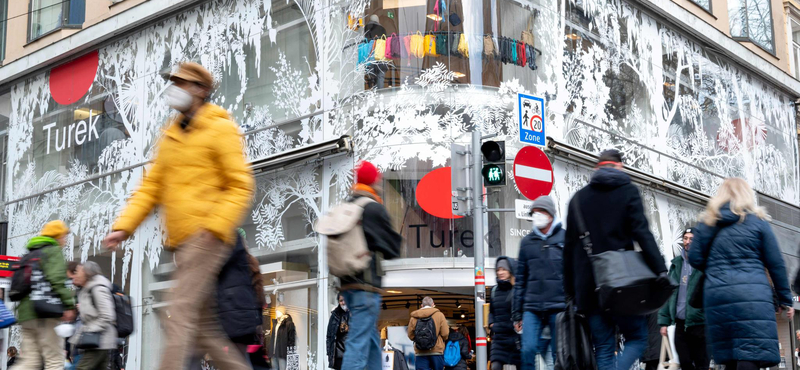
[113,103,254,247]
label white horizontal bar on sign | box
[515,164,552,183]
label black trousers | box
[674,320,709,370]
[723,361,759,370]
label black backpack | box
[9,248,45,301]
[414,317,437,350]
[89,286,134,338]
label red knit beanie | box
[356,161,380,185]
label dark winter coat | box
[218,233,262,342]
[274,315,297,359]
[444,330,470,370]
[326,306,350,365]
[640,312,661,362]
[340,193,402,291]
[512,222,566,320]
[688,205,792,366]
[658,254,705,328]
[489,257,520,366]
[563,168,667,313]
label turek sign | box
[42,112,101,154]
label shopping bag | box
[554,302,595,370]
[658,338,679,370]
[0,300,16,329]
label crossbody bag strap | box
[569,193,593,256]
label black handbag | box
[571,194,675,316]
[76,331,101,349]
[554,302,595,370]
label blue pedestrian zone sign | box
[518,93,545,146]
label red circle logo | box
[416,167,464,220]
[49,51,99,106]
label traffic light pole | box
[471,130,488,370]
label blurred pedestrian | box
[489,256,520,370]
[13,220,77,370]
[688,178,793,370]
[513,195,565,370]
[639,313,661,370]
[327,294,350,370]
[104,61,254,370]
[444,325,470,370]
[338,161,401,370]
[658,228,708,370]
[408,297,450,370]
[7,346,17,367]
[563,150,668,370]
[69,261,116,370]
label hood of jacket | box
[495,256,516,276]
[448,330,465,342]
[411,307,441,319]
[589,168,631,190]
[83,274,112,291]
[26,236,59,250]
[717,204,743,227]
[530,218,563,239]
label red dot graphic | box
[49,50,99,105]
[415,167,464,220]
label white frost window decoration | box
[728,0,775,53]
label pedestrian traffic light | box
[480,141,506,186]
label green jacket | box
[16,237,76,323]
[658,254,704,328]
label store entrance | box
[378,288,477,370]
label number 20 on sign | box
[518,93,546,146]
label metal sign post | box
[471,130,487,370]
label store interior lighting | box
[456,300,461,308]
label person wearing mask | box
[658,228,708,370]
[69,261,116,370]
[327,294,350,370]
[339,161,402,370]
[104,61,254,370]
[563,150,669,370]
[407,297,450,370]
[688,178,793,370]
[444,325,471,370]
[512,195,565,370]
[488,256,520,370]
[14,221,77,370]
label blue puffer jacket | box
[512,220,566,321]
[688,205,792,367]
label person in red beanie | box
[339,161,402,370]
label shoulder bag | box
[554,301,595,370]
[571,194,676,316]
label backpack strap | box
[353,196,375,208]
[569,193,594,257]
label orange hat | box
[41,220,69,239]
[168,62,214,88]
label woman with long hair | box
[688,178,794,370]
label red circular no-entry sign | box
[513,146,554,200]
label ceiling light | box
[74,108,102,121]
[386,290,403,294]
[453,72,466,78]
[427,14,443,21]
[460,312,466,319]
[405,301,411,309]
[382,302,388,310]
[566,33,581,40]
[456,300,462,308]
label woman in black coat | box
[444,326,471,370]
[327,294,350,370]
[488,256,521,370]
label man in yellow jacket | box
[104,62,254,370]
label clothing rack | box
[343,31,543,57]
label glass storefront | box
[1,0,799,369]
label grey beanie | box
[496,258,512,272]
[531,195,557,217]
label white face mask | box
[532,212,552,229]
[341,304,348,312]
[164,85,194,112]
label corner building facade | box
[1,0,800,369]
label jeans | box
[587,313,648,370]
[538,336,554,370]
[341,290,382,370]
[416,355,445,370]
[521,311,558,370]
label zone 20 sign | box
[518,93,545,146]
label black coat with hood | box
[444,330,471,370]
[489,256,521,366]
[217,233,262,342]
[512,221,566,320]
[339,192,402,291]
[326,305,350,365]
[563,168,667,313]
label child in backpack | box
[408,297,450,370]
[444,325,471,370]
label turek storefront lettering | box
[42,113,100,154]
